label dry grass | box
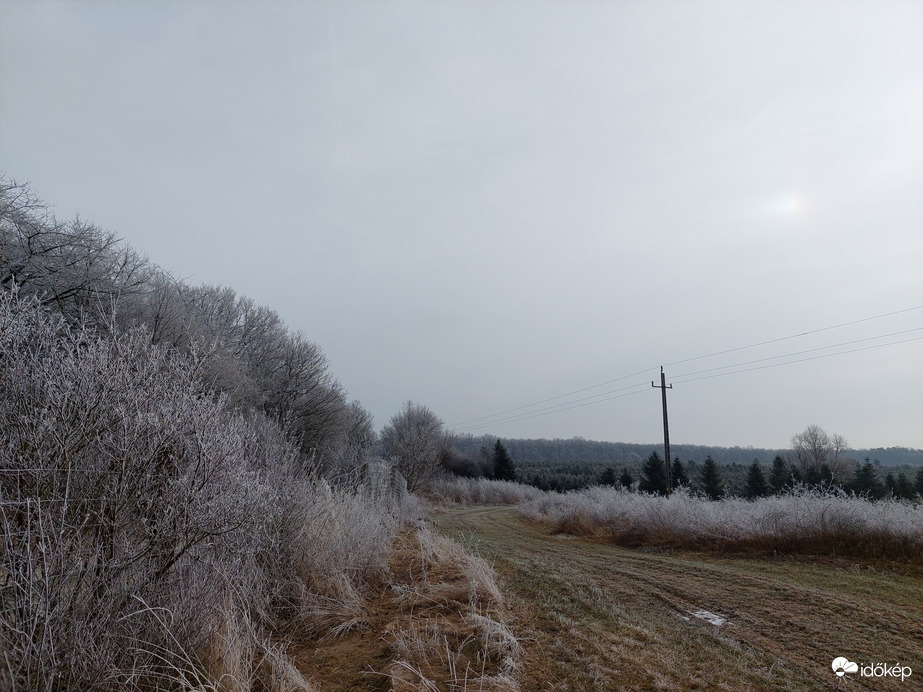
[522,485,923,564]
[427,478,546,507]
[295,525,520,691]
[384,527,519,692]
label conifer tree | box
[639,451,668,495]
[915,467,923,497]
[804,466,820,487]
[493,439,516,481]
[768,455,792,494]
[744,460,768,499]
[895,472,914,500]
[846,458,883,499]
[618,467,634,490]
[598,466,617,486]
[671,456,689,487]
[885,472,897,496]
[698,455,724,500]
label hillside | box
[455,434,923,467]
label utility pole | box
[652,366,673,493]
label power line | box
[453,386,650,433]
[451,306,923,433]
[671,328,923,380]
[450,367,651,427]
[671,335,923,385]
[452,305,923,429]
[454,333,922,433]
[454,384,650,432]
[663,304,923,368]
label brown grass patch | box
[552,507,601,537]
[294,526,519,691]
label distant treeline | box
[452,434,923,496]
[453,435,922,468]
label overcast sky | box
[2,0,922,450]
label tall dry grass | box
[0,292,396,691]
[521,485,923,563]
[428,477,546,506]
[385,527,519,692]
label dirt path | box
[433,505,923,691]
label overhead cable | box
[453,386,650,432]
[671,327,923,380]
[451,305,923,432]
[670,335,923,385]
[663,304,922,368]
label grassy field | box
[433,505,923,691]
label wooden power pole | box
[652,366,673,493]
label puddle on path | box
[690,609,727,626]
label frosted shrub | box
[520,485,923,563]
[271,483,396,638]
[428,476,547,506]
[0,292,394,690]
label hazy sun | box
[764,193,808,218]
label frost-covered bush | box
[429,476,547,506]
[0,291,394,691]
[521,485,923,563]
[1,178,374,480]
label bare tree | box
[313,400,378,480]
[1,178,151,325]
[790,424,849,480]
[172,284,351,465]
[116,269,192,348]
[265,330,348,461]
[338,400,377,467]
[380,401,450,492]
[1,179,358,477]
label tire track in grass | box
[433,505,923,691]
